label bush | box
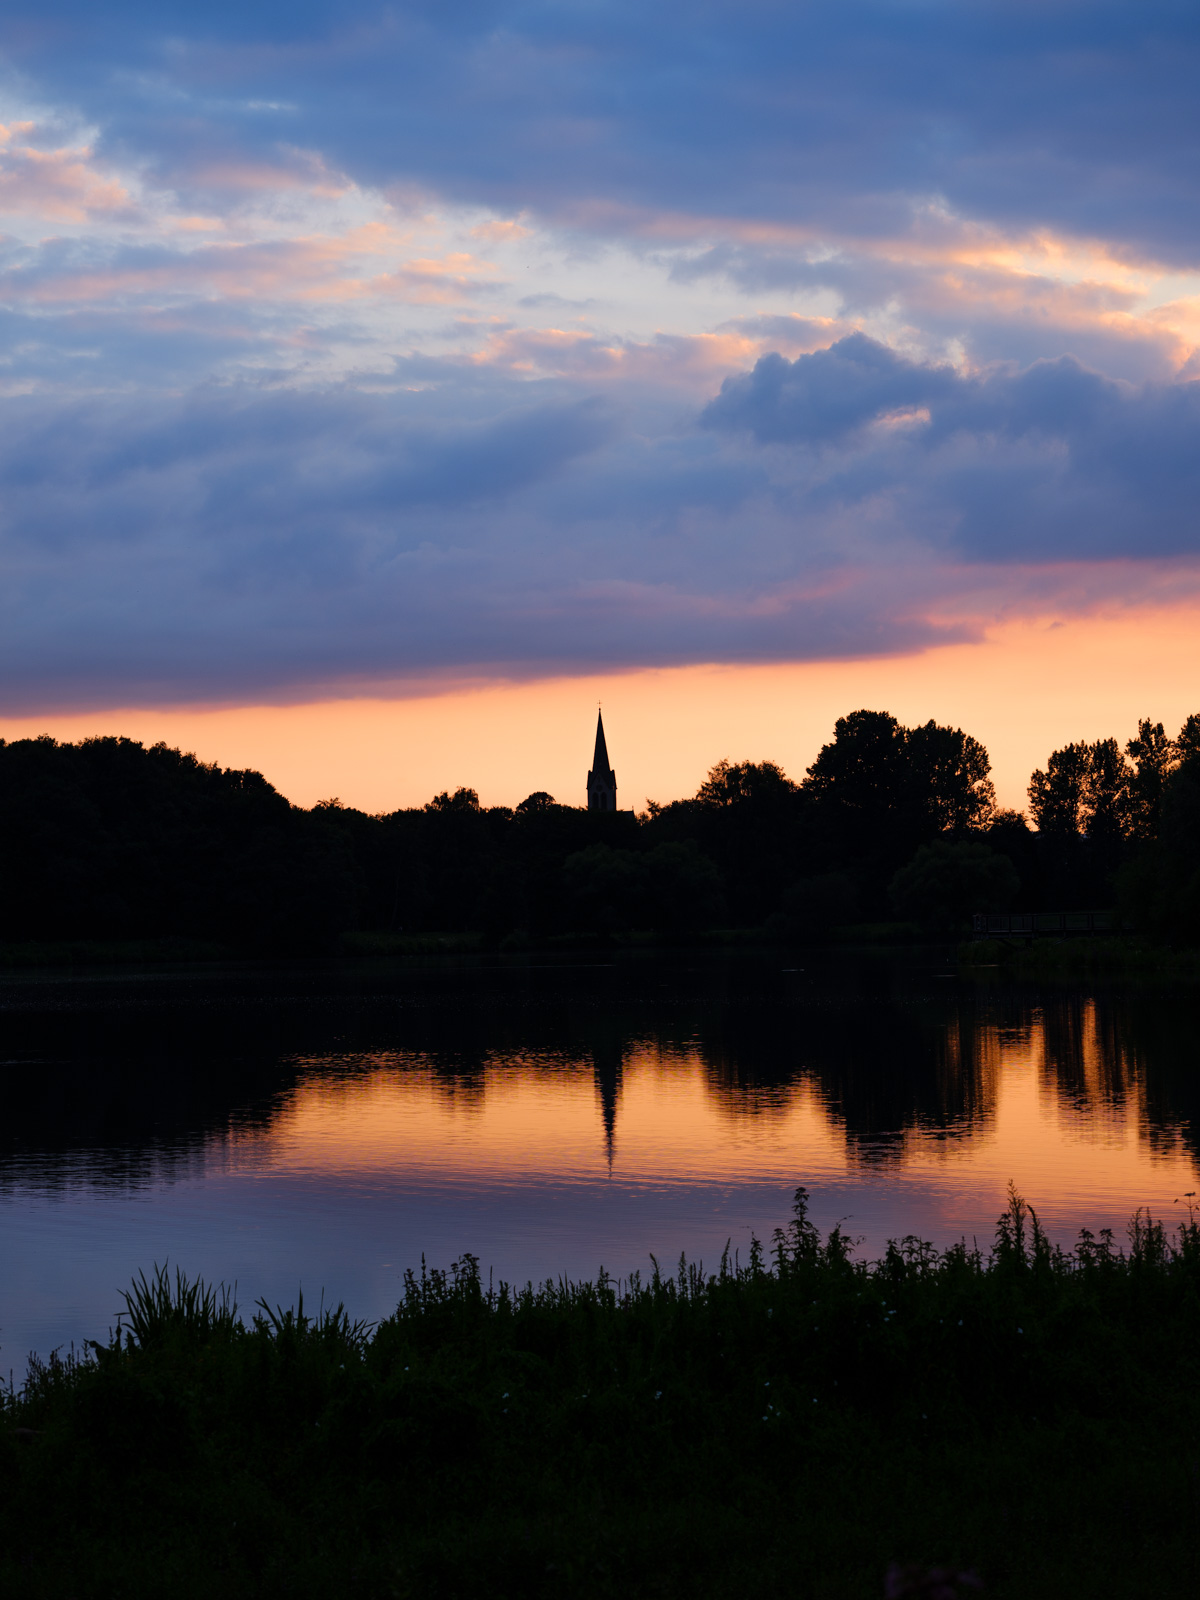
[562,840,722,934]
[890,840,1019,933]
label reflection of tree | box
[377,997,618,1117]
[3,958,1198,1194]
[0,1050,289,1193]
[1109,997,1200,1169]
[694,975,1000,1163]
[0,969,333,1193]
[1039,995,1137,1114]
[1032,992,1200,1167]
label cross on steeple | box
[587,708,617,812]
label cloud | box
[2,342,1199,712]
[703,335,1200,561]
[0,367,901,708]
[4,8,1198,391]
[702,335,958,445]
[471,218,530,243]
[668,231,1191,383]
[8,2,1200,266]
[0,1,1199,712]
[0,121,135,221]
[461,326,764,387]
[0,227,499,308]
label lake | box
[2,950,1197,1369]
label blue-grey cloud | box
[703,335,958,446]
[2,340,1199,711]
[5,2,1200,263]
[0,365,944,710]
[704,336,1200,560]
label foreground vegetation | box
[3,1190,1198,1599]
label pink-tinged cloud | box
[470,218,531,242]
[463,325,844,387]
[182,147,353,201]
[0,226,499,308]
[367,252,501,304]
[0,123,135,222]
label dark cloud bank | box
[2,338,1198,710]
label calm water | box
[2,951,1198,1368]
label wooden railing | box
[970,910,1115,938]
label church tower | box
[587,709,618,812]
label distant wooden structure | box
[971,910,1115,940]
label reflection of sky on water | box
[1,959,1197,1366]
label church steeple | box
[586,709,618,812]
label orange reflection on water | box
[241,1001,1198,1247]
[881,1009,1195,1234]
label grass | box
[339,931,488,958]
[3,1189,1200,1599]
[0,935,231,969]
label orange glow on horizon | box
[5,603,1200,817]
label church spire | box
[586,708,618,811]
[592,709,612,776]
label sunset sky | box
[2,2,1198,810]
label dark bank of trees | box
[4,707,1200,952]
[0,735,354,952]
[1022,714,1200,939]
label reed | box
[117,1263,240,1348]
[3,1189,1198,1599]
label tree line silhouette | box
[3,708,1199,950]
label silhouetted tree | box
[563,842,648,933]
[425,787,482,814]
[1022,714,1200,926]
[1124,719,1177,840]
[1178,713,1200,764]
[804,711,994,836]
[694,758,797,809]
[1027,742,1093,836]
[904,720,996,833]
[644,758,802,925]
[1028,738,1136,842]
[31,706,1200,953]
[803,710,907,820]
[800,710,998,912]
[643,840,724,933]
[1086,738,1134,845]
[1117,729,1200,943]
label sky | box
[1,1,1199,811]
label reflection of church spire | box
[592,1040,624,1171]
[587,708,618,812]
